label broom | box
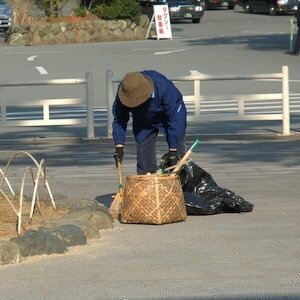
[109,159,123,219]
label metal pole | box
[106,70,114,138]
[290,18,295,52]
[86,71,95,139]
[0,87,7,125]
[281,66,290,136]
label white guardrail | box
[0,72,95,139]
[107,65,291,137]
[0,66,291,139]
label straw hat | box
[118,72,154,108]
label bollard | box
[86,71,95,139]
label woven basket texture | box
[121,174,187,225]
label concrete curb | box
[0,130,298,146]
[0,199,113,266]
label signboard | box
[153,4,172,40]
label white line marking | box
[154,48,189,55]
[27,55,38,61]
[132,48,175,51]
[35,66,48,75]
[189,70,207,76]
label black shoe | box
[291,51,299,56]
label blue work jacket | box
[112,70,187,149]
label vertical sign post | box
[153,4,172,40]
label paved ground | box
[1,7,299,298]
[0,123,299,299]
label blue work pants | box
[136,131,186,175]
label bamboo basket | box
[121,173,187,225]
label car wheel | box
[192,18,201,23]
[244,2,252,13]
[268,3,276,15]
[228,4,235,9]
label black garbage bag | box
[159,154,254,215]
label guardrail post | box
[0,87,7,125]
[282,65,290,136]
[43,104,50,121]
[106,70,114,138]
[238,98,244,117]
[194,80,201,117]
[290,18,296,52]
[86,71,95,139]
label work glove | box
[114,147,124,167]
[168,149,179,167]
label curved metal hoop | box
[0,151,56,235]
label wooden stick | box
[117,160,123,196]
[172,139,200,175]
[109,160,124,219]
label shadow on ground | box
[184,33,290,52]
[0,117,299,169]
[95,193,115,208]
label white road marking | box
[27,55,38,61]
[35,66,48,75]
[132,48,176,51]
[189,70,207,76]
[154,48,189,55]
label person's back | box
[297,2,300,26]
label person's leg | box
[294,27,300,54]
[293,28,300,54]
[136,131,158,174]
[178,133,187,158]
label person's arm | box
[112,96,129,165]
[112,96,130,146]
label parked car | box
[167,0,205,23]
[238,0,298,15]
[203,0,237,10]
[139,0,205,23]
[0,0,13,31]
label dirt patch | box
[0,195,69,240]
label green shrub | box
[73,7,88,17]
[91,0,141,21]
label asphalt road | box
[0,7,299,140]
[0,8,300,300]
[0,135,299,300]
[0,6,299,108]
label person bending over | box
[112,70,187,174]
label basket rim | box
[126,173,178,180]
